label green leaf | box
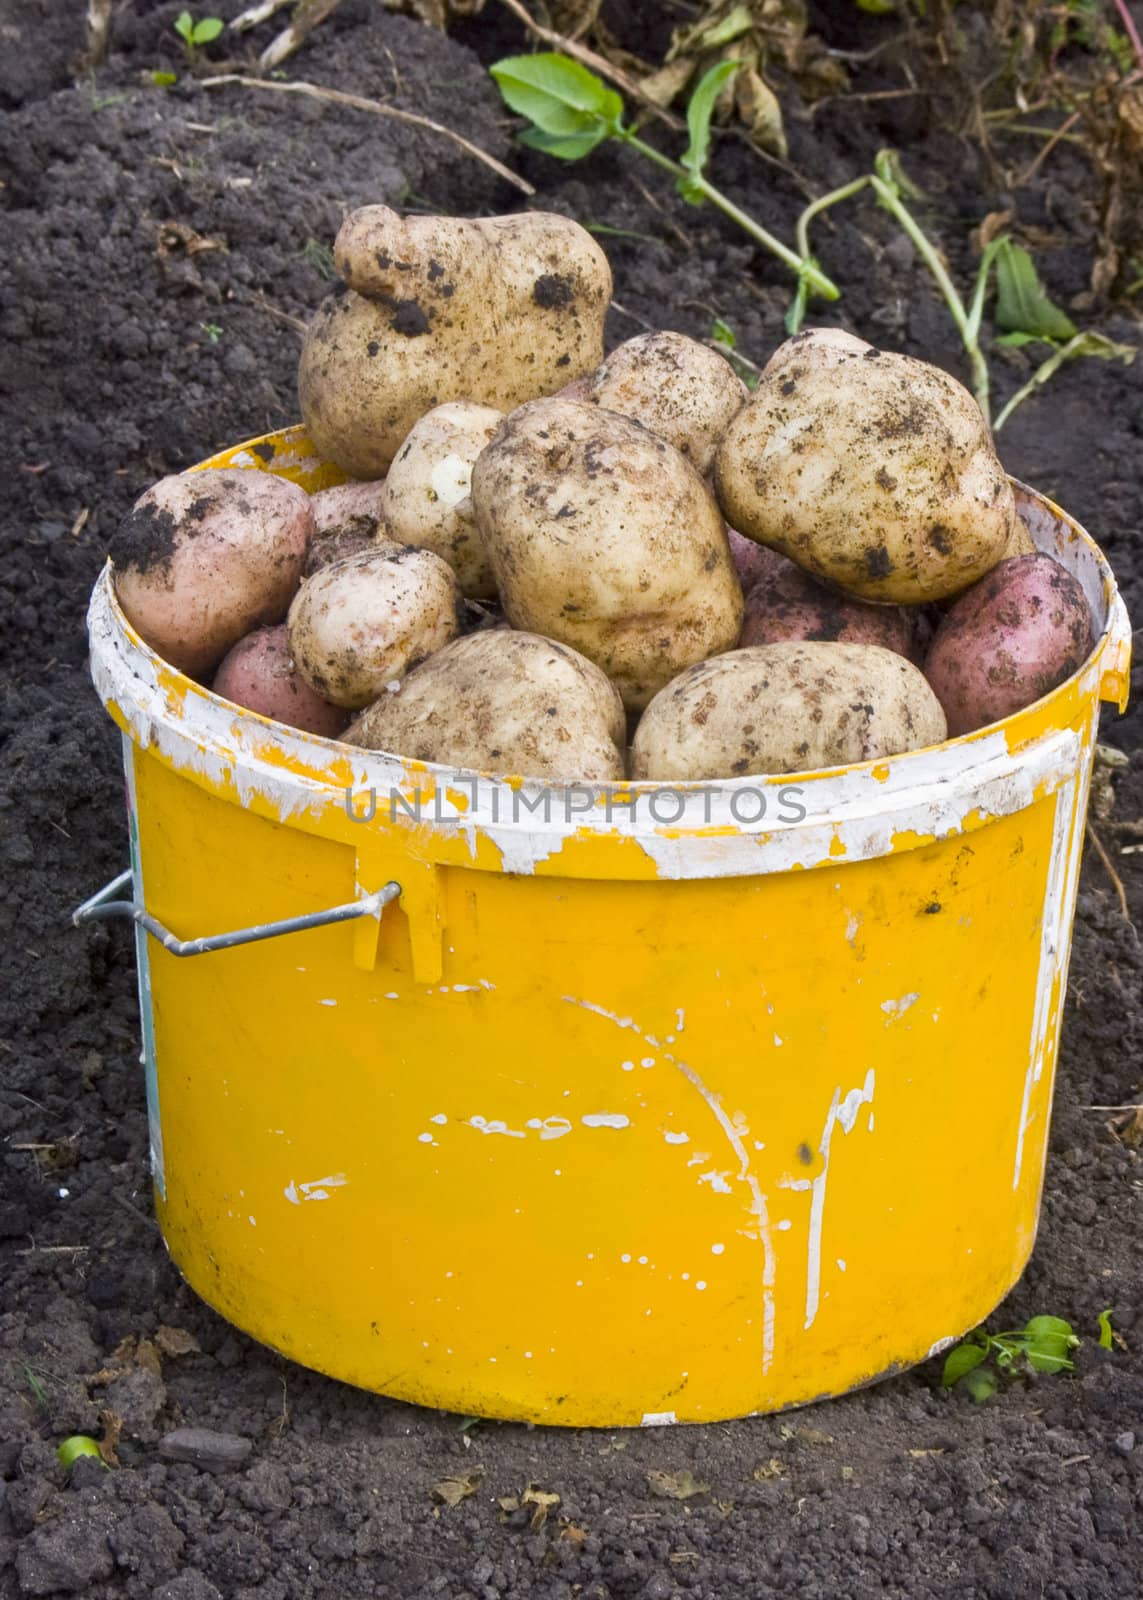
[518,125,610,160]
[1098,1308,1115,1349]
[995,330,1053,349]
[711,318,737,349]
[941,1342,987,1388]
[994,240,1078,342]
[192,17,224,44]
[1024,1314,1078,1373]
[962,1366,999,1402]
[490,54,622,137]
[174,10,194,42]
[675,173,706,207]
[681,59,739,181]
[151,70,179,87]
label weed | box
[174,11,224,66]
[942,1313,1082,1401]
[200,323,224,343]
[490,53,839,307]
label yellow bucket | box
[80,427,1131,1427]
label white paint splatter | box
[430,1113,447,1125]
[284,1173,348,1204]
[698,1170,733,1195]
[581,1113,630,1130]
[782,1069,875,1329]
[880,992,920,1021]
[319,998,337,1007]
[663,1130,690,1146]
[711,1242,725,1255]
[641,1411,677,1427]
[468,1116,525,1139]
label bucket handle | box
[72,869,401,958]
[1099,591,1133,714]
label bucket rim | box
[87,470,1131,875]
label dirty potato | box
[287,543,461,709]
[297,207,611,479]
[110,468,314,679]
[585,331,747,474]
[382,402,503,597]
[631,642,947,780]
[714,334,1017,604]
[471,398,743,710]
[345,630,626,780]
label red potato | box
[212,625,348,738]
[925,553,1094,736]
[287,542,462,709]
[740,560,918,660]
[110,469,315,678]
[726,526,788,592]
[309,480,389,538]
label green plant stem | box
[619,130,840,302]
[869,175,991,423]
[794,176,871,264]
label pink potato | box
[212,625,348,738]
[111,468,314,678]
[740,560,918,659]
[925,553,1094,736]
[309,480,389,538]
[726,525,788,592]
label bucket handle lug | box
[1099,592,1132,714]
[72,869,401,957]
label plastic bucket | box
[81,426,1131,1426]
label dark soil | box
[2,3,1142,1597]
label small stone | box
[1113,1430,1136,1455]
[640,1574,675,1600]
[158,1428,252,1473]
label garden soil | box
[1,3,1142,1597]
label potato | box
[309,480,388,538]
[631,643,947,780]
[345,630,626,781]
[212,625,348,738]
[382,402,503,598]
[471,398,743,710]
[740,559,918,659]
[727,525,789,592]
[924,553,1094,736]
[760,326,873,375]
[585,331,747,474]
[287,543,461,710]
[298,207,611,479]
[714,335,1017,604]
[110,468,314,678]
[303,525,385,578]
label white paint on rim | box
[641,1411,677,1427]
[284,1172,348,1204]
[581,1113,630,1130]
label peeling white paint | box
[925,1335,957,1360]
[641,1411,677,1427]
[581,1113,630,1130]
[430,1113,447,1125]
[880,992,920,1021]
[699,1170,733,1195]
[284,1173,348,1204]
[663,1130,690,1146]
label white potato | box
[345,630,626,781]
[585,331,747,474]
[631,642,947,780]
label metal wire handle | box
[73,869,401,958]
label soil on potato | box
[2,3,1142,1597]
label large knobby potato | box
[631,642,947,780]
[345,630,626,781]
[714,332,1017,603]
[471,398,744,710]
[298,207,611,479]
